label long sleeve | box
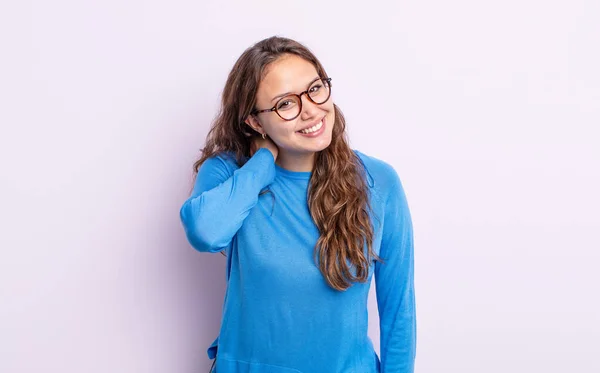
[179,147,276,253]
[374,167,417,373]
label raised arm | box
[179,147,276,253]
[374,167,416,372]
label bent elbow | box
[180,199,227,253]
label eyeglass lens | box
[275,79,331,120]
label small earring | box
[262,133,266,140]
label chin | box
[310,135,333,153]
[292,136,332,155]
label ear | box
[244,115,264,135]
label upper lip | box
[296,116,325,132]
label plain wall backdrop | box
[1,0,599,372]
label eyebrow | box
[270,76,321,103]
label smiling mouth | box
[296,117,327,137]
[296,116,326,134]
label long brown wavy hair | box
[191,36,382,291]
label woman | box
[180,36,416,373]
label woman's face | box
[245,54,335,158]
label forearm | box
[180,148,276,252]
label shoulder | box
[352,149,404,201]
[191,150,242,196]
[199,150,241,174]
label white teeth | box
[299,121,323,134]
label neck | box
[275,151,316,172]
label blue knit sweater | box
[180,147,416,373]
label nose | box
[299,93,321,120]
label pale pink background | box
[1,1,599,372]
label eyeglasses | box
[251,77,332,121]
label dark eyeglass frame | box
[250,77,332,121]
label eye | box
[277,99,295,111]
[309,84,322,93]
